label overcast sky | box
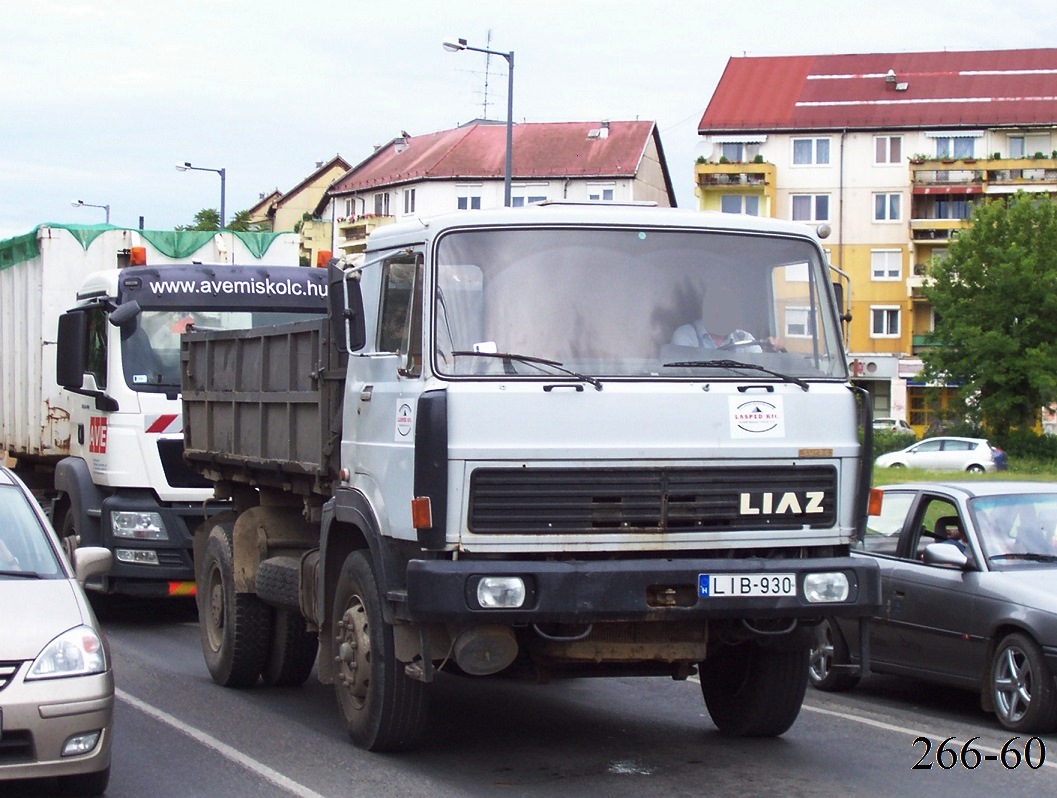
[3,0,1056,239]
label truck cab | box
[55,263,328,595]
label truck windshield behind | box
[434,226,845,381]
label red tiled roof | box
[699,48,1057,133]
[330,120,665,193]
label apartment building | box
[696,48,1057,432]
[318,120,676,261]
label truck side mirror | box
[108,299,142,328]
[56,311,88,389]
[328,261,366,352]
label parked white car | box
[874,436,1008,473]
[872,417,913,433]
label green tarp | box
[0,224,289,271]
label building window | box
[874,136,902,164]
[721,142,745,162]
[373,192,390,215]
[934,136,974,159]
[588,183,615,201]
[792,138,830,165]
[870,306,900,337]
[784,306,811,338]
[791,194,829,222]
[344,198,353,218]
[457,195,482,211]
[403,188,416,215]
[873,193,901,222]
[1009,136,1025,159]
[935,197,972,220]
[720,195,760,215]
[871,250,902,281]
[511,194,547,207]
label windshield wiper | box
[662,359,809,391]
[988,552,1057,563]
[0,570,44,579]
[452,350,603,391]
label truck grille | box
[157,439,213,489]
[468,466,837,534]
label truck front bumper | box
[405,555,880,624]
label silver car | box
[0,466,113,795]
[809,481,1057,732]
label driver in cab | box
[670,284,781,353]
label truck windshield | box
[433,226,845,380]
[121,310,319,392]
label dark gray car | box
[809,481,1057,733]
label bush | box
[870,429,917,456]
[992,429,1057,463]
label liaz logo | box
[89,417,108,454]
[739,491,825,516]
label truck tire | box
[59,508,81,567]
[262,609,318,687]
[699,641,809,737]
[198,523,271,688]
[332,550,429,751]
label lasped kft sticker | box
[730,396,784,437]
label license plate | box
[699,573,796,597]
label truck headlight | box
[111,510,168,540]
[476,576,527,609]
[803,572,850,603]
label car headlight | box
[111,510,168,540]
[26,626,107,680]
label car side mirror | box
[923,542,971,570]
[73,546,113,585]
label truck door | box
[346,252,425,542]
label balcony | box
[336,214,394,255]
[696,161,775,189]
[908,217,970,242]
[910,157,1057,193]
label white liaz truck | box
[0,224,327,597]
[181,203,881,751]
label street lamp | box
[175,161,227,228]
[71,199,110,224]
[443,36,515,207]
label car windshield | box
[433,226,845,380]
[121,309,321,392]
[969,493,1057,566]
[0,484,64,579]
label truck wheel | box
[699,641,809,737]
[59,508,81,568]
[808,619,860,692]
[198,523,271,688]
[262,609,318,687]
[332,550,429,751]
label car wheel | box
[198,522,272,688]
[990,632,1057,733]
[889,463,906,469]
[808,619,860,692]
[700,641,809,737]
[332,550,430,751]
[967,464,986,474]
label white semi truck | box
[0,224,327,596]
[180,204,880,750]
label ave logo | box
[89,417,108,454]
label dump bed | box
[181,317,345,497]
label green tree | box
[178,208,220,231]
[226,209,263,232]
[921,191,1057,436]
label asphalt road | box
[6,598,1057,798]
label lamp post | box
[71,199,110,224]
[443,36,514,207]
[175,161,227,228]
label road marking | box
[802,703,1057,771]
[116,688,328,797]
